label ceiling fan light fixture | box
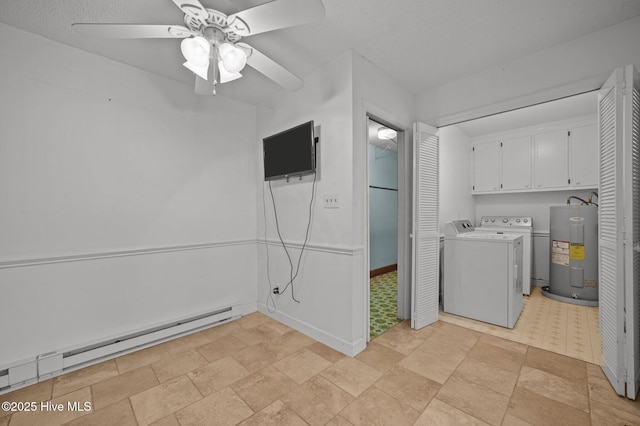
[183,60,209,80]
[73,0,326,95]
[218,60,242,83]
[180,35,210,67]
[378,127,397,140]
[218,42,247,73]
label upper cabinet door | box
[569,123,598,188]
[472,141,501,192]
[533,129,569,189]
[501,135,532,191]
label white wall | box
[352,52,417,242]
[255,51,416,355]
[352,52,418,323]
[473,190,596,233]
[437,126,475,230]
[0,24,258,367]
[256,51,359,354]
[417,16,640,124]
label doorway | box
[367,116,402,339]
[437,91,601,362]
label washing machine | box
[444,220,524,329]
[477,216,533,295]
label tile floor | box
[440,286,602,364]
[1,311,639,426]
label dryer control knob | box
[503,218,508,223]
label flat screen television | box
[263,120,315,181]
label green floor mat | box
[370,270,401,339]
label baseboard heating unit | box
[0,304,240,394]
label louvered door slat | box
[599,68,626,396]
[624,66,640,399]
[411,123,439,330]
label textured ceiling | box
[1,0,640,105]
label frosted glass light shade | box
[180,36,210,67]
[218,43,247,73]
[218,60,242,83]
[183,60,209,80]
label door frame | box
[363,103,412,343]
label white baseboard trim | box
[257,303,366,357]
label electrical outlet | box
[323,193,340,208]
[273,287,280,295]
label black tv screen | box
[263,121,315,181]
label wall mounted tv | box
[263,120,316,181]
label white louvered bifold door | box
[624,65,640,399]
[599,67,626,396]
[411,122,439,329]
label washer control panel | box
[445,220,475,235]
[479,216,533,228]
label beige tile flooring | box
[1,310,638,426]
[440,286,602,364]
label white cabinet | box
[569,124,598,188]
[471,117,597,194]
[533,129,569,190]
[472,141,500,192]
[501,135,532,190]
[472,136,531,193]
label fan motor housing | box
[184,9,242,43]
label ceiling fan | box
[72,0,325,95]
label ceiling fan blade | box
[227,0,325,37]
[237,42,302,91]
[171,0,209,24]
[72,24,192,39]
